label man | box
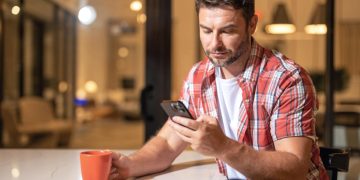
[109,0,328,179]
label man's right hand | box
[108,152,131,180]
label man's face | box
[199,6,256,67]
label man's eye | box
[202,29,212,34]
[222,30,235,34]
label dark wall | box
[0,0,4,147]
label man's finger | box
[111,152,120,160]
[108,173,119,180]
[175,130,193,143]
[170,120,196,137]
[111,153,124,169]
[110,167,117,174]
[172,116,199,130]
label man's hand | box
[109,152,131,180]
[169,115,229,157]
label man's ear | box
[248,15,258,34]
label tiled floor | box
[68,117,360,180]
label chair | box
[1,100,59,147]
[18,96,73,147]
[319,147,350,180]
[1,97,73,148]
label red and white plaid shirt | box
[179,39,328,179]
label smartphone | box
[160,100,193,119]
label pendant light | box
[265,3,296,34]
[305,4,327,35]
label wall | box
[171,0,198,99]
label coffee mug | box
[80,150,112,180]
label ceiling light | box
[265,3,296,34]
[78,5,97,25]
[266,24,296,34]
[130,1,142,12]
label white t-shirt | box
[215,67,246,179]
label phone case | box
[160,100,193,119]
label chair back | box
[1,100,22,147]
[320,147,350,180]
[19,96,54,124]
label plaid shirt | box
[179,39,328,179]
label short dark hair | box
[195,0,255,24]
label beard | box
[205,34,251,68]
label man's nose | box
[210,34,223,49]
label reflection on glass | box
[11,168,20,178]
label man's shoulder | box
[263,50,297,71]
[186,58,212,80]
[261,49,308,80]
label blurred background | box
[0,0,359,178]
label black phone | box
[160,100,193,119]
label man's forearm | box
[126,122,188,177]
[126,136,178,177]
[219,139,309,180]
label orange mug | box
[80,150,112,180]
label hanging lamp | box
[265,3,296,34]
[305,4,327,34]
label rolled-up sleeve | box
[270,69,317,141]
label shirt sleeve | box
[270,69,317,141]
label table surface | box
[0,149,226,180]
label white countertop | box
[0,149,225,180]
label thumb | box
[112,153,130,169]
[208,116,219,125]
[110,151,120,161]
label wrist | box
[216,138,246,160]
[126,155,136,177]
[216,137,234,158]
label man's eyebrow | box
[220,24,238,30]
[199,24,210,29]
[199,24,238,30]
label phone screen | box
[160,100,193,119]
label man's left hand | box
[169,115,229,157]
